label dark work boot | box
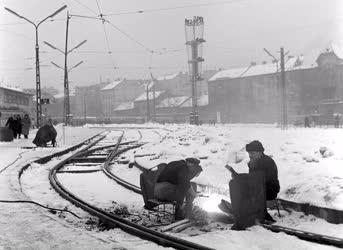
[175,206,185,221]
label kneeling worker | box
[154,158,203,220]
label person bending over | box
[154,158,203,220]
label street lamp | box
[184,16,205,125]
[51,60,84,73]
[44,38,87,125]
[4,5,67,128]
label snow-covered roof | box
[53,88,75,99]
[114,102,134,111]
[209,56,311,81]
[101,79,123,90]
[135,91,164,102]
[0,84,26,93]
[156,73,178,81]
[157,96,190,108]
[174,95,208,107]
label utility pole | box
[263,47,288,129]
[83,94,86,125]
[4,5,67,127]
[185,16,205,125]
[280,47,287,129]
[146,83,150,122]
[64,12,70,125]
[150,73,156,122]
[44,16,86,126]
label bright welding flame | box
[201,194,222,213]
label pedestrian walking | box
[21,114,31,139]
[13,114,22,139]
[5,116,16,138]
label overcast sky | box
[1,0,342,92]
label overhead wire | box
[71,0,98,16]
[104,0,248,16]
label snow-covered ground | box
[1,123,343,249]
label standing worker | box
[21,114,32,139]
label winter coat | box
[156,160,192,204]
[248,154,280,200]
[32,124,57,147]
[21,117,31,135]
[13,118,22,134]
[5,117,15,131]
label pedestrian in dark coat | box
[21,114,31,139]
[13,114,22,138]
[5,116,16,138]
[153,158,203,220]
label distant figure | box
[221,140,280,224]
[32,124,57,147]
[334,115,340,128]
[21,114,32,139]
[5,116,16,138]
[13,114,22,138]
[304,116,310,128]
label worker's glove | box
[225,164,238,179]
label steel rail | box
[49,135,213,250]
[117,162,342,248]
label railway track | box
[18,127,343,249]
[107,160,343,249]
[47,129,213,250]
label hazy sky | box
[1,0,342,92]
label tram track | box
[107,160,343,248]
[17,127,343,249]
[47,129,213,250]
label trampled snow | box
[1,123,343,249]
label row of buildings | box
[1,48,343,126]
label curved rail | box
[49,134,213,250]
[109,161,343,248]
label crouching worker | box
[219,140,280,226]
[141,158,203,220]
[32,121,57,147]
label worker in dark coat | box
[32,123,57,147]
[221,140,280,223]
[154,158,203,220]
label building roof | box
[179,95,208,107]
[101,79,123,90]
[53,88,75,99]
[0,84,30,94]
[135,91,164,102]
[114,102,134,111]
[157,96,190,108]
[156,73,178,81]
[209,56,311,81]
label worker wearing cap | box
[225,140,280,222]
[154,157,203,220]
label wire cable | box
[104,20,152,53]
[0,200,81,218]
[104,0,247,16]
[71,0,98,16]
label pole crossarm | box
[4,5,67,128]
